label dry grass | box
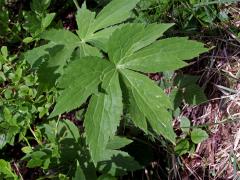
[165,3,240,179]
[174,20,240,179]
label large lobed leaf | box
[108,23,174,64]
[76,0,140,47]
[40,29,80,44]
[93,0,140,31]
[127,92,148,133]
[118,37,208,73]
[76,2,96,40]
[25,0,139,91]
[49,57,111,117]
[37,44,76,90]
[120,69,176,143]
[50,23,208,165]
[84,69,123,163]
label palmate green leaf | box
[76,3,96,39]
[108,23,174,64]
[121,70,172,109]
[39,30,82,76]
[121,72,147,132]
[40,29,80,44]
[84,69,123,163]
[37,45,76,90]
[25,0,139,90]
[25,29,80,69]
[119,37,208,73]
[120,69,175,143]
[87,26,120,52]
[25,30,81,90]
[75,0,140,42]
[128,92,148,133]
[50,23,208,166]
[92,0,140,32]
[49,57,111,117]
[78,43,102,58]
[76,0,140,50]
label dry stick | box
[182,116,240,129]
[13,162,24,180]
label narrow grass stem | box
[28,125,42,145]
[73,0,80,10]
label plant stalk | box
[73,0,80,10]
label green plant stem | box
[23,136,31,147]
[28,125,42,145]
[73,0,80,10]
[55,116,60,136]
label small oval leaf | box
[191,128,208,144]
